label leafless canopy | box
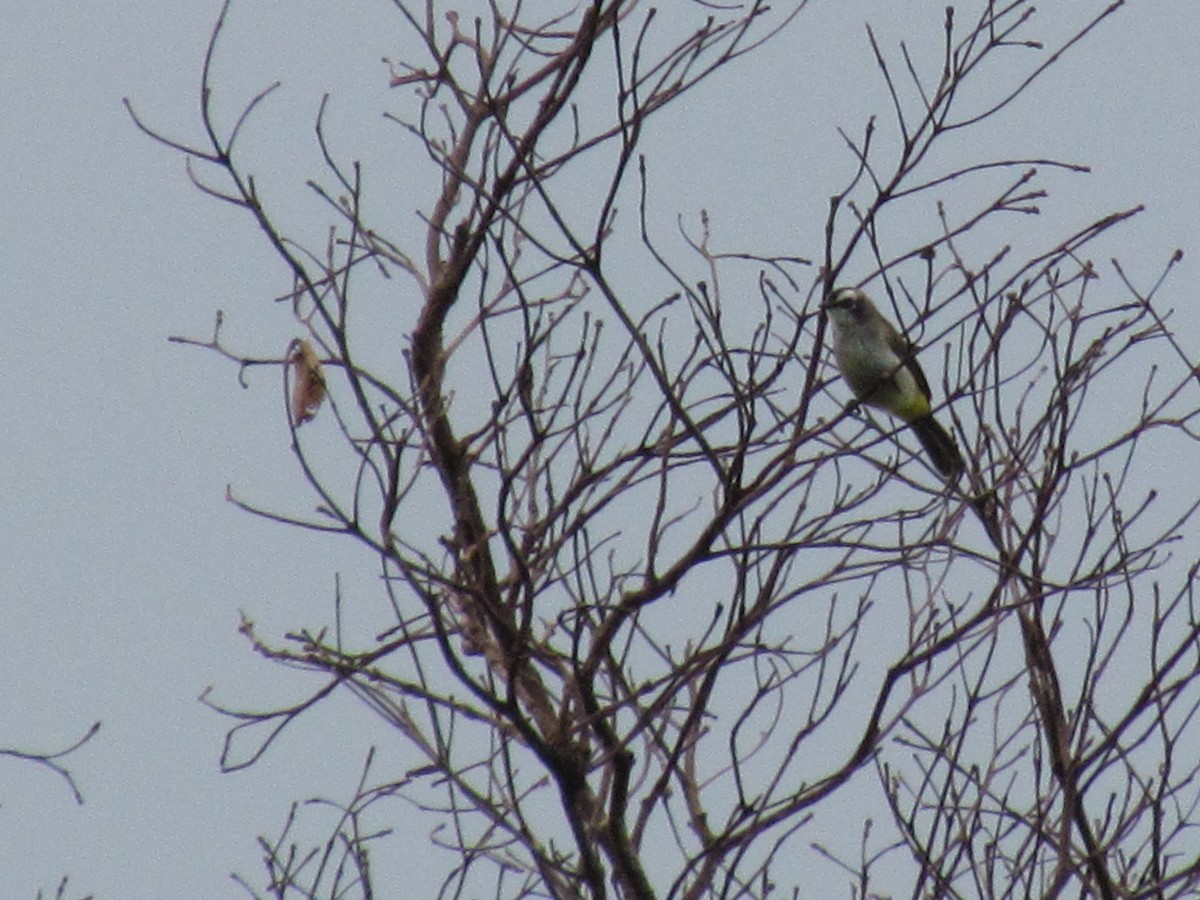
[130,0,1200,897]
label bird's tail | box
[908,415,965,479]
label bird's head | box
[823,287,873,328]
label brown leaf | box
[289,339,326,426]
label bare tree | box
[2,723,99,809]
[129,0,1200,897]
[3,723,101,900]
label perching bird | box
[824,287,964,479]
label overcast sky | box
[3,1,1198,897]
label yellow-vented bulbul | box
[824,287,964,479]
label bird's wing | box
[886,327,934,401]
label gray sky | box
[2,1,1197,896]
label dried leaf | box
[289,339,326,426]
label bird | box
[823,287,964,479]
